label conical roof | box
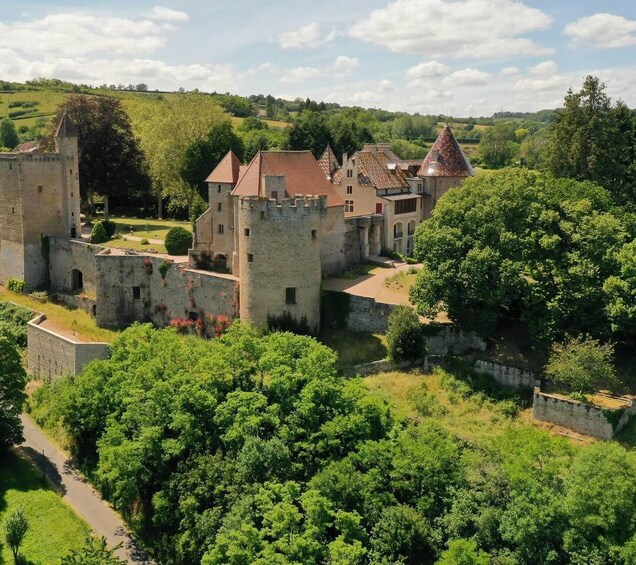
[418,126,474,177]
[54,112,78,138]
[318,145,340,179]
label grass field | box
[0,90,69,128]
[0,289,118,343]
[105,216,192,240]
[103,238,168,254]
[319,329,387,368]
[0,451,91,564]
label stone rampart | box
[532,387,636,439]
[424,326,486,356]
[346,294,396,333]
[474,359,539,389]
[27,314,109,380]
[49,237,101,295]
[94,251,239,333]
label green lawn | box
[103,237,168,254]
[319,329,387,368]
[0,289,118,343]
[104,216,191,241]
[0,451,91,564]
[0,90,69,128]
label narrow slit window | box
[285,287,296,305]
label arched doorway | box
[71,268,83,291]
[214,254,227,271]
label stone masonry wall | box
[49,237,101,295]
[27,314,109,380]
[94,251,239,332]
[424,326,486,356]
[532,388,636,439]
[346,294,396,333]
[474,359,539,389]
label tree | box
[180,121,244,204]
[0,336,27,449]
[126,93,231,218]
[436,539,489,565]
[386,306,423,362]
[544,76,636,205]
[60,536,126,564]
[5,508,29,563]
[45,95,152,221]
[410,168,631,342]
[478,122,518,168]
[0,117,18,149]
[545,336,617,394]
[164,226,193,255]
[285,111,334,158]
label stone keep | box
[0,113,81,290]
[238,188,326,332]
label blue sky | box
[1,0,635,115]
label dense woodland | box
[27,324,636,564]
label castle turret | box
[237,192,326,333]
[55,112,81,239]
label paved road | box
[19,414,153,564]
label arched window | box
[71,268,83,291]
[393,222,403,239]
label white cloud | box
[530,60,558,75]
[442,68,491,86]
[500,66,519,75]
[379,80,394,91]
[512,75,567,92]
[279,66,323,84]
[277,22,335,49]
[332,55,359,76]
[406,60,448,80]
[564,13,636,49]
[0,13,169,57]
[349,0,553,59]
[147,6,189,22]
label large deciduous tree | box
[0,336,27,449]
[126,93,232,219]
[0,117,19,149]
[46,95,152,220]
[410,168,631,342]
[544,75,636,205]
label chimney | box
[342,152,348,166]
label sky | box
[1,0,636,116]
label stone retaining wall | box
[474,359,539,389]
[532,387,636,439]
[27,314,109,380]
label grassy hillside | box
[0,451,91,564]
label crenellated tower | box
[237,191,327,333]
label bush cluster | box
[89,222,109,244]
[164,226,192,255]
[386,305,423,362]
[6,277,26,294]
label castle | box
[0,115,473,340]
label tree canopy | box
[544,75,636,206]
[0,117,19,149]
[46,95,152,218]
[0,335,27,449]
[410,168,633,343]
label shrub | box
[102,220,117,237]
[6,277,26,293]
[267,311,312,335]
[165,227,193,255]
[140,238,150,245]
[386,305,423,362]
[546,335,618,393]
[90,222,109,244]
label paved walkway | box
[19,414,153,564]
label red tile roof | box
[11,141,39,153]
[418,126,475,177]
[318,145,340,179]
[231,151,344,207]
[357,150,410,190]
[205,150,243,184]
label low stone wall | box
[532,387,636,439]
[345,356,445,377]
[346,295,396,333]
[474,359,539,389]
[27,314,109,380]
[425,326,486,356]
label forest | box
[25,323,636,565]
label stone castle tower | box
[0,112,81,289]
[237,190,327,332]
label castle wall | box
[193,182,235,270]
[532,388,636,439]
[0,156,26,284]
[237,196,325,332]
[474,359,539,389]
[27,314,109,380]
[94,252,238,332]
[49,237,100,294]
[321,206,347,276]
